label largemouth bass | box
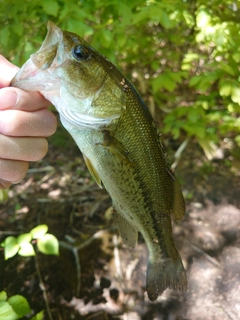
[11,21,187,301]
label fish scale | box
[11,21,187,301]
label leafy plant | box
[0,291,44,320]
[0,0,240,160]
[1,224,59,260]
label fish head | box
[11,21,126,129]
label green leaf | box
[0,291,7,301]
[4,237,19,260]
[41,0,59,17]
[30,225,48,239]
[191,74,219,91]
[0,301,19,320]
[100,30,113,48]
[118,3,132,25]
[17,233,32,245]
[116,33,127,49]
[182,123,206,139]
[18,243,35,257]
[162,75,176,92]
[67,20,93,37]
[131,8,149,24]
[31,310,44,320]
[187,108,200,123]
[227,103,240,113]
[0,26,10,47]
[151,73,176,93]
[183,52,199,64]
[219,62,236,76]
[0,189,8,203]
[12,24,23,37]
[234,135,240,147]
[167,71,186,83]
[8,295,31,317]
[149,7,173,28]
[189,76,202,87]
[172,127,180,139]
[231,86,240,104]
[182,10,195,27]
[233,52,240,63]
[37,234,59,255]
[219,82,232,97]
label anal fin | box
[113,208,138,248]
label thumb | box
[0,55,51,111]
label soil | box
[0,119,240,320]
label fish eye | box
[72,45,90,60]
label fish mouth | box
[11,21,63,89]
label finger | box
[0,159,29,183]
[0,179,12,189]
[0,55,19,88]
[0,87,50,111]
[0,135,48,161]
[0,109,57,137]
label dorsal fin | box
[172,179,185,221]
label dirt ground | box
[0,122,240,320]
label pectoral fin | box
[100,131,133,165]
[83,153,102,188]
[113,208,138,248]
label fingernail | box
[0,90,18,109]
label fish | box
[11,21,187,301]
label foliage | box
[0,225,58,319]
[0,189,8,203]
[1,224,59,259]
[0,291,44,320]
[0,0,240,158]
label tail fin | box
[146,257,187,301]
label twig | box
[190,244,221,268]
[27,166,55,173]
[172,138,190,169]
[73,247,81,296]
[0,231,20,235]
[59,241,82,296]
[59,230,112,297]
[126,258,139,281]
[113,235,122,278]
[34,254,53,320]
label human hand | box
[0,55,57,189]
